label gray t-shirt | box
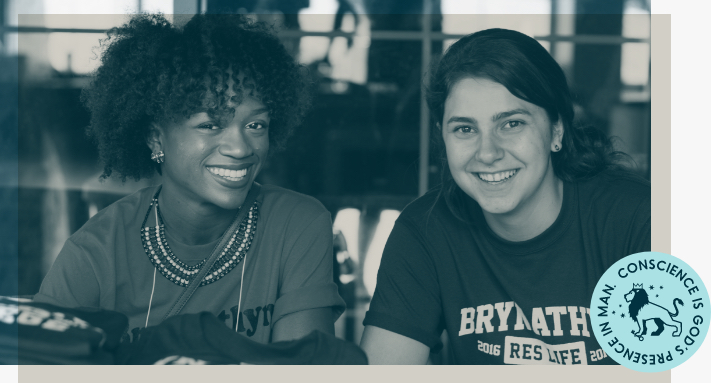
[35,184,345,344]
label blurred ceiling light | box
[298,0,336,65]
[441,0,551,52]
[621,3,650,86]
[141,0,174,14]
[329,13,369,85]
[298,1,369,85]
[42,0,138,29]
[363,209,400,297]
[44,0,138,14]
[4,33,18,56]
[331,81,349,94]
[620,43,649,87]
[340,12,356,33]
[6,0,42,27]
[553,0,576,17]
[623,3,650,39]
[47,33,103,75]
[551,3,576,75]
[442,0,551,14]
[298,36,331,65]
[299,0,338,32]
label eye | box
[503,120,524,129]
[196,122,220,130]
[246,122,267,130]
[454,126,474,134]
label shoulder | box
[69,186,156,243]
[574,169,651,226]
[398,188,456,225]
[574,170,651,259]
[259,184,330,224]
[576,169,650,206]
[47,186,155,282]
[577,169,650,196]
[390,188,459,239]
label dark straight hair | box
[425,28,628,221]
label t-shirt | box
[34,184,345,344]
[363,171,651,365]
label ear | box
[146,122,164,154]
[436,121,444,135]
[550,119,564,152]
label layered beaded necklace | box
[140,188,259,287]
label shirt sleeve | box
[271,211,345,325]
[626,196,651,255]
[610,184,651,265]
[363,217,444,350]
[33,236,101,309]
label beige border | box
[17,13,671,383]
[18,365,671,382]
[651,14,671,255]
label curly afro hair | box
[81,13,311,181]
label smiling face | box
[149,88,269,211]
[442,77,563,220]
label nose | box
[217,126,254,159]
[474,132,504,165]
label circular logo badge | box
[590,252,710,372]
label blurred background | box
[1,0,650,364]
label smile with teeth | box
[477,169,518,183]
[207,166,248,181]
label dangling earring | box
[554,144,561,152]
[151,151,165,164]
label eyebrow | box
[446,108,532,125]
[445,116,476,125]
[491,108,532,121]
[249,107,270,117]
[201,107,270,121]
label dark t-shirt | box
[363,171,651,365]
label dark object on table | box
[0,297,128,364]
[117,312,367,365]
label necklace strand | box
[140,189,259,287]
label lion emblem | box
[624,284,683,341]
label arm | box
[618,177,651,255]
[33,237,101,308]
[631,216,651,253]
[270,209,344,341]
[360,325,430,365]
[361,216,444,364]
[271,307,334,342]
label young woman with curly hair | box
[34,14,344,343]
[360,28,650,364]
